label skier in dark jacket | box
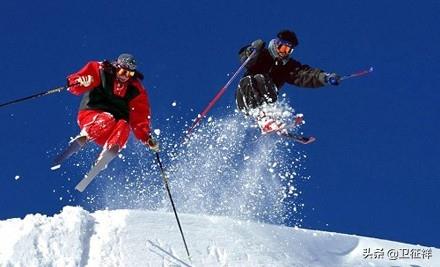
[54,53,159,191]
[235,30,340,134]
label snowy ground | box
[0,206,438,267]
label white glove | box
[147,137,160,152]
[76,75,94,87]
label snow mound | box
[0,206,438,267]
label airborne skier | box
[53,53,159,192]
[235,30,341,142]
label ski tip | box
[293,136,316,145]
[300,136,316,145]
[50,164,61,171]
[75,185,85,193]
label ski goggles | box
[277,43,293,55]
[117,67,135,78]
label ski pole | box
[0,85,67,108]
[154,152,191,262]
[340,66,374,81]
[185,50,257,139]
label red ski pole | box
[340,66,374,81]
[185,50,257,139]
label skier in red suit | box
[54,53,159,192]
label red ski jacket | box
[67,61,152,144]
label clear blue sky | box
[0,1,439,247]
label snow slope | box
[0,206,438,267]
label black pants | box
[235,74,278,113]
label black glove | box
[247,39,264,56]
[239,39,264,63]
[325,73,341,86]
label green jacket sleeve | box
[285,59,327,88]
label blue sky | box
[0,0,439,248]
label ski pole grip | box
[66,81,80,88]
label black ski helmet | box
[277,30,299,47]
[116,53,136,70]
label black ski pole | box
[154,152,191,261]
[0,85,67,108]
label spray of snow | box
[68,99,307,226]
[52,97,308,226]
[165,109,305,225]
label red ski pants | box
[77,110,130,150]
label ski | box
[75,173,97,192]
[51,136,87,170]
[259,113,304,134]
[278,132,316,144]
[272,114,315,144]
[75,160,106,192]
[75,148,118,192]
[258,113,315,144]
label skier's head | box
[116,53,137,70]
[277,30,299,47]
[268,30,298,60]
[114,53,136,82]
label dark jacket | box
[239,40,327,89]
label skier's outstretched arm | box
[286,60,340,88]
[285,60,327,88]
[67,61,101,95]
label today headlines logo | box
[363,247,433,261]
